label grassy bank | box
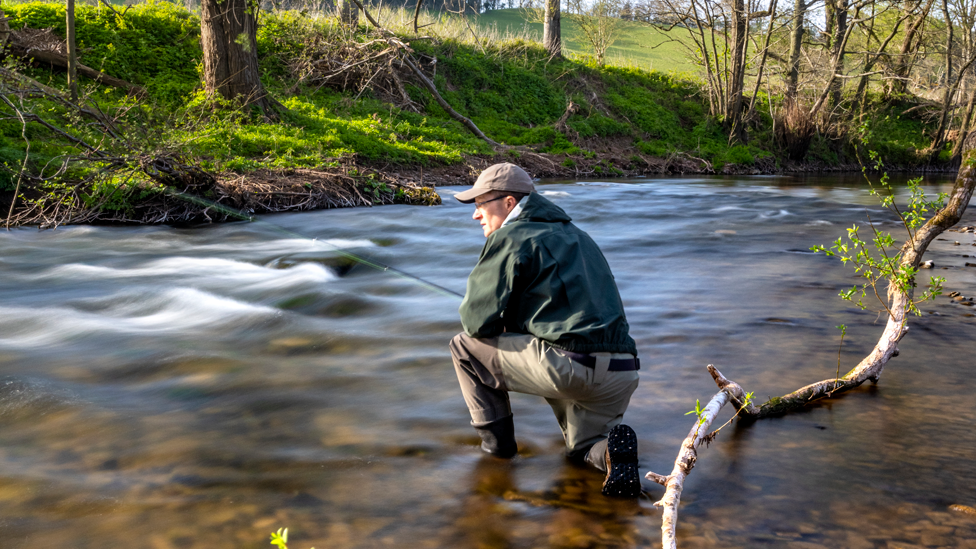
[0,2,950,226]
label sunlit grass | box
[474,9,699,75]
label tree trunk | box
[828,0,848,111]
[339,0,360,26]
[543,0,561,58]
[809,3,860,119]
[951,88,976,161]
[200,0,278,118]
[7,40,146,96]
[930,0,956,153]
[66,0,78,102]
[852,6,908,120]
[889,0,936,97]
[725,0,748,141]
[413,0,423,33]
[0,9,9,50]
[785,0,805,101]
[824,0,835,50]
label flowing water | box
[1,174,975,549]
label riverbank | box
[0,3,961,226]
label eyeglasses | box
[474,196,506,210]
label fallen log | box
[644,145,976,548]
[747,143,976,418]
[5,27,146,96]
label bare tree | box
[887,0,937,97]
[827,0,849,110]
[0,9,9,50]
[652,0,778,141]
[947,0,976,158]
[849,1,907,120]
[565,0,624,65]
[807,0,870,120]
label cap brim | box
[454,186,492,204]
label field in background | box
[473,8,699,75]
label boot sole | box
[601,424,641,498]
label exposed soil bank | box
[377,147,962,190]
[4,149,960,228]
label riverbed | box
[0,174,974,548]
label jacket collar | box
[511,192,572,224]
[501,196,525,227]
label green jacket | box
[460,192,638,355]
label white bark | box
[647,389,727,549]
[646,366,754,549]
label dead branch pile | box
[775,100,817,162]
[286,31,421,111]
[10,26,65,54]
[0,54,439,228]
[2,153,441,228]
[218,167,441,214]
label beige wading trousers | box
[450,332,639,466]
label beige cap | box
[454,163,534,203]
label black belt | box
[558,350,640,371]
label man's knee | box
[450,331,476,357]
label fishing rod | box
[165,188,465,300]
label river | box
[0,174,974,549]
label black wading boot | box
[474,416,518,459]
[601,424,641,498]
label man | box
[449,163,642,498]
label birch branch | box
[646,380,728,549]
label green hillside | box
[0,1,952,226]
[474,9,699,75]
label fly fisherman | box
[449,163,642,498]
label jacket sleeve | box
[459,236,521,338]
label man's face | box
[472,193,516,238]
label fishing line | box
[165,188,465,300]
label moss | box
[396,186,441,206]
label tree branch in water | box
[645,146,976,547]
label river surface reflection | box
[1,174,975,548]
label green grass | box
[0,0,946,199]
[3,0,202,105]
[474,9,699,75]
